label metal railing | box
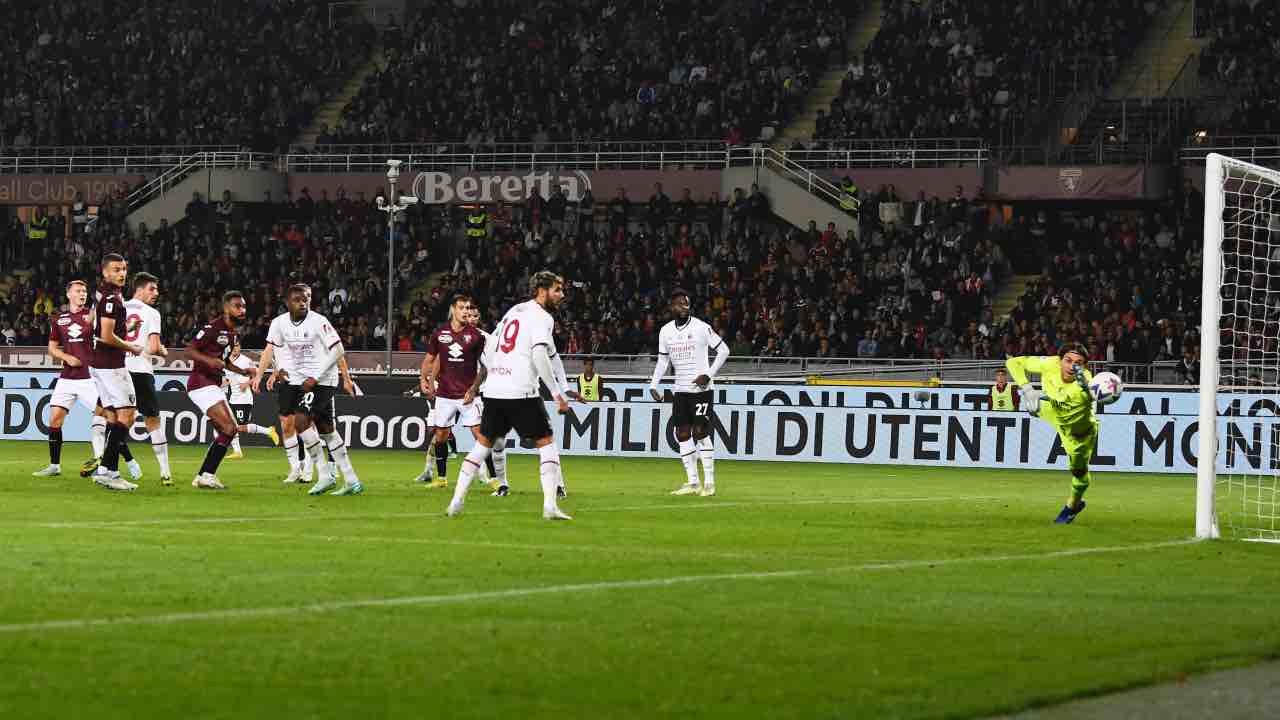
[0,347,1193,385]
[125,151,275,213]
[284,147,734,172]
[1181,136,1280,165]
[0,147,240,175]
[778,138,988,168]
[732,146,849,210]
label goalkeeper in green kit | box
[1006,345,1096,524]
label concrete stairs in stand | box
[1106,0,1209,100]
[295,45,386,147]
[773,0,884,148]
[991,274,1039,323]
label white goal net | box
[1198,153,1280,541]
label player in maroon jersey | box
[87,254,144,491]
[185,291,254,490]
[32,280,106,478]
[415,294,487,488]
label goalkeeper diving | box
[1006,345,1097,524]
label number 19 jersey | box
[482,300,556,399]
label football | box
[1088,371,1124,406]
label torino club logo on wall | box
[411,170,592,204]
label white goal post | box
[1197,152,1280,542]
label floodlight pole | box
[377,160,418,377]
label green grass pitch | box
[1,439,1277,719]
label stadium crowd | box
[0,175,1213,379]
[811,0,1165,144]
[0,0,375,150]
[316,0,858,147]
[1198,0,1279,134]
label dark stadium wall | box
[0,175,144,205]
[821,168,983,199]
[286,170,724,204]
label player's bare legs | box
[692,422,716,497]
[448,433,568,519]
[313,414,362,496]
[671,423,702,495]
[192,402,237,489]
[33,405,73,477]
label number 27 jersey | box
[482,300,555,399]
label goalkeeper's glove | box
[1020,385,1041,415]
[1072,363,1089,392]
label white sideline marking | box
[0,539,1198,634]
[34,495,1006,529]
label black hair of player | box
[451,293,472,307]
[670,287,690,302]
[1058,343,1089,360]
[101,253,125,269]
[133,272,159,292]
[288,283,309,298]
[222,290,245,304]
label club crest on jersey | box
[216,335,229,346]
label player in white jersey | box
[648,289,729,496]
[223,348,280,458]
[122,272,172,485]
[446,271,576,520]
[465,305,513,495]
[256,285,362,496]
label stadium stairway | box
[991,274,1037,324]
[773,0,883,148]
[295,44,386,147]
[1106,0,1208,100]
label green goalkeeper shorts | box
[1057,421,1100,474]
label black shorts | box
[231,404,254,425]
[479,397,552,442]
[672,390,714,428]
[295,384,337,423]
[130,372,159,418]
[277,383,300,416]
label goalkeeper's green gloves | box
[1020,386,1041,415]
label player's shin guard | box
[538,444,564,513]
[102,422,126,471]
[1071,470,1091,500]
[322,432,359,483]
[299,426,329,481]
[696,436,715,485]
[49,428,63,464]
[492,438,508,484]
[150,427,171,477]
[90,415,107,458]
[230,435,242,453]
[450,445,492,509]
[678,438,699,486]
[199,433,233,476]
[435,440,449,479]
[283,434,300,472]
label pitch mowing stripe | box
[33,495,1008,528]
[0,539,1199,634]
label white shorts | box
[89,367,136,410]
[432,396,481,428]
[50,378,99,412]
[188,385,229,415]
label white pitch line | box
[0,538,1199,634]
[87,525,793,562]
[33,495,1007,529]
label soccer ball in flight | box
[1088,371,1123,406]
